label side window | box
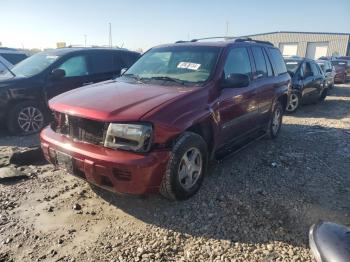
[251,47,268,78]
[310,62,320,76]
[58,56,88,77]
[268,48,287,75]
[0,62,7,74]
[302,62,313,78]
[89,52,114,74]
[119,52,140,69]
[223,47,252,80]
[263,49,273,77]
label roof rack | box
[65,45,126,49]
[175,37,274,46]
[234,38,274,46]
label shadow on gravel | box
[91,123,350,248]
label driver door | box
[46,55,91,99]
[216,47,260,148]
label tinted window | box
[0,62,7,74]
[58,55,89,77]
[89,52,114,74]
[1,53,27,64]
[223,47,252,80]
[268,48,287,75]
[252,47,268,78]
[119,52,140,69]
[302,62,313,78]
[263,49,273,77]
[310,62,320,76]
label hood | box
[49,79,194,122]
[0,76,27,87]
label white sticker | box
[177,62,201,70]
[286,62,298,65]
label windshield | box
[317,63,325,71]
[2,52,60,78]
[285,60,301,73]
[331,60,347,69]
[123,46,221,85]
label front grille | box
[52,112,108,145]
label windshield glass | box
[2,52,60,78]
[123,46,221,85]
[285,60,301,73]
[331,60,347,69]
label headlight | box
[104,123,153,152]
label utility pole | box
[108,22,112,47]
[84,34,87,47]
[225,21,229,37]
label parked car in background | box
[285,57,327,112]
[0,47,140,135]
[316,59,335,89]
[335,56,350,81]
[41,38,290,200]
[0,47,28,66]
[0,56,13,74]
[331,60,348,83]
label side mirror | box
[221,73,250,89]
[120,68,128,75]
[51,68,65,80]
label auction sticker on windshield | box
[177,62,201,70]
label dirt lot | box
[0,84,349,262]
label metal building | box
[235,31,350,59]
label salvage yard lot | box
[1,84,350,262]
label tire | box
[286,92,300,113]
[7,101,46,135]
[160,132,208,201]
[266,101,283,139]
[319,88,328,101]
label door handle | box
[82,82,94,86]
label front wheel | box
[160,132,208,201]
[266,101,283,139]
[7,101,46,135]
[286,92,300,113]
[319,88,328,101]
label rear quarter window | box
[268,48,287,75]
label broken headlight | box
[104,123,153,152]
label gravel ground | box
[0,84,349,262]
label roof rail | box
[65,45,124,49]
[234,38,274,46]
[175,36,230,43]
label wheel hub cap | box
[287,94,299,111]
[272,108,281,134]
[18,106,44,133]
[178,148,202,190]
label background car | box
[331,60,348,83]
[336,56,350,81]
[285,57,327,112]
[0,47,28,66]
[0,47,140,135]
[316,59,335,89]
[0,56,13,74]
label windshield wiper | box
[122,73,142,81]
[144,76,185,85]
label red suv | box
[40,38,290,200]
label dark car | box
[40,38,290,200]
[0,47,140,135]
[0,47,28,66]
[334,56,350,82]
[284,57,327,112]
[331,60,348,84]
[316,59,335,89]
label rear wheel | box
[266,101,283,139]
[286,92,300,113]
[319,88,328,101]
[7,101,46,135]
[160,132,208,201]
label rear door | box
[310,61,324,99]
[217,46,260,148]
[250,46,275,124]
[87,51,119,84]
[300,61,315,101]
[46,54,91,99]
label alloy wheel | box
[178,147,203,190]
[17,106,44,133]
[272,106,282,135]
[287,93,299,112]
